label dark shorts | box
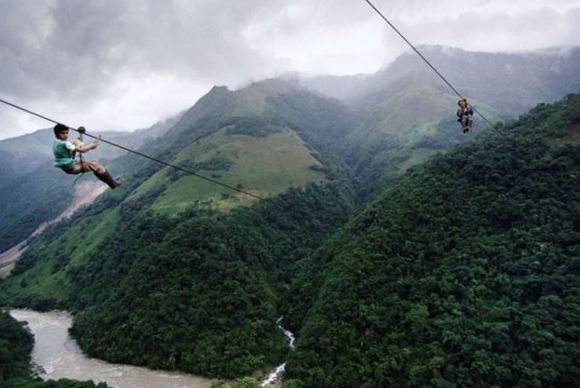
[60,160,104,175]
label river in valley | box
[261,317,295,387]
[9,309,212,388]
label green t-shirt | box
[53,139,75,169]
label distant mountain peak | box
[242,77,304,96]
[300,45,580,114]
[208,85,230,93]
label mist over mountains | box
[301,45,580,114]
[0,46,579,387]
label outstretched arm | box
[75,137,100,153]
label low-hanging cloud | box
[1,0,579,139]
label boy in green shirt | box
[52,123,121,189]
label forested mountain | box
[283,94,580,387]
[0,78,358,378]
[0,129,55,180]
[303,46,580,199]
[304,46,580,115]
[3,47,578,252]
[346,75,499,199]
[0,46,578,385]
[125,79,353,213]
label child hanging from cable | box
[457,98,474,133]
[52,123,121,189]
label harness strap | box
[73,128,86,185]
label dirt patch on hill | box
[0,180,107,278]
[0,242,27,277]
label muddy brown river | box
[10,309,212,388]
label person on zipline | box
[457,98,474,133]
[52,123,121,189]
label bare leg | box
[69,160,106,175]
[69,160,120,189]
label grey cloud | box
[0,0,288,101]
[0,0,579,139]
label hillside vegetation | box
[131,128,326,212]
[0,47,579,385]
[303,46,580,199]
[3,47,578,252]
[0,79,357,378]
[304,46,580,115]
[284,95,580,387]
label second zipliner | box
[457,99,474,133]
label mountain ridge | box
[284,94,580,387]
[301,45,580,116]
[0,78,359,378]
[0,46,578,384]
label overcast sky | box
[1,0,579,140]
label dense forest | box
[0,310,108,388]
[1,63,579,385]
[1,182,355,378]
[0,168,72,253]
[67,183,354,378]
[0,80,359,379]
[283,95,580,387]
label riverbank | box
[10,309,212,388]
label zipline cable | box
[0,97,264,200]
[361,0,503,134]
